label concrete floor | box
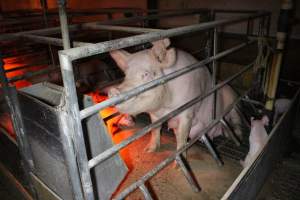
[112,129,242,200]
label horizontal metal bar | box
[88,61,254,169]
[82,24,161,33]
[20,34,92,47]
[0,24,80,41]
[114,87,250,199]
[4,61,49,73]
[60,12,267,60]
[241,97,265,107]
[98,9,208,26]
[80,39,255,119]
[8,66,58,82]
[0,9,206,42]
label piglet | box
[240,115,269,168]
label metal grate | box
[197,131,250,162]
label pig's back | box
[163,49,211,109]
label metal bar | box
[59,109,86,200]
[59,54,94,200]
[4,61,49,73]
[175,155,201,192]
[88,61,254,169]
[0,53,37,197]
[8,66,58,83]
[82,24,161,33]
[241,97,265,107]
[235,105,251,128]
[58,0,71,49]
[212,27,218,120]
[0,25,80,41]
[220,118,240,146]
[0,161,33,200]
[59,12,268,61]
[80,40,256,120]
[114,87,250,199]
[0,9,207,41]
[20,34,91,47]
[200,134,223,166]
[39,0,56,67]
[138,184,153,200]
[93,9,207,26]
[57,1,94,199]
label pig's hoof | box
[144,145,159,153]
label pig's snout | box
[108,87,121,98]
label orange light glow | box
[3,57,47,89]
[87,90,120,134]
[87,91,134,168]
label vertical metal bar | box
[266,14,271,37]
[175,155,201,192]
[201,134,223,166]
[0,53,37,198]
[220,118,240,146]
[59,54,94,200]
[139,184,153,200]
[212,27,218,120]
[40,0,56,66]
[235,105,251,128]
[57,1,94,199]
[58,0,71,49]
[60,112,85,200]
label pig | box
[240,115,269,168]
[108,38,242,152]
[273,98,291,125]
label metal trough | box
[18,82,127,200]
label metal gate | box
[0,2,272,200]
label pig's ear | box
[110,50,131,71]
[262,115,269,126]
[150,38,176,68]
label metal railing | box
[0,5,271,200]
[56,10,270,200]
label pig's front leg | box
[174,112,193,153]
[144,113,161,152]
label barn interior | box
[0,0,300,200]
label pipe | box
[20,34,91,47]
[82,24,160,33]
[58,0,71,49]
[59,12,269,61]
[4,61,49,73]
[0,53,37,198]
[59,50,95,200]
[0,9,206,41]
[265,0,293,110]
[39,0,56,67]
[212,27,218,120]
[80,40,256,119]
[57,1,94,200]
[8,66,58,82]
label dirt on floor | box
[112,129,243,200]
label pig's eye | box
[141,71,152,80]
